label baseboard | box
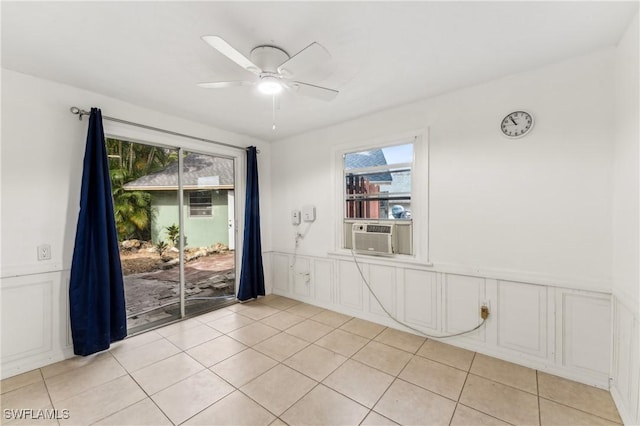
[1,347,74,380]
[271,289,611,389]
[611,383,639,426]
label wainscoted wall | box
[0,70,270,379]
[610,11,640,426]
[611,296,640,425]
[0,271,73,378]
[268,251,612,389]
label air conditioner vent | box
[352,222,395,255]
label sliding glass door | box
[106,139,236,334]
[181,150,237,317]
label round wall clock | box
[500,111,534,138]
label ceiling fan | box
[198,36,339,101]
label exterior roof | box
[124,153,234,191]
[344,149,392,183]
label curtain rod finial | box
[70,106,85,120]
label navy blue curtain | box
[69,108,127,356]
[238,146,265,301]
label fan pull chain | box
[272,95,277,130]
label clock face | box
[501,111,533,138]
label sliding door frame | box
[104,121,245,328]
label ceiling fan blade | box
[201,36,262,75]
[197,81,254,89]
[289,81,339,101]
[277,42,330,78]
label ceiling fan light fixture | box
[258,76,283,95]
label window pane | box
[380,169,412,194]
[345,171,411,219]
[344,148,388,171]
[346,200,412,219]
[346,170,411,195]
[190,207,212,216]
[189,190,212,217]
[382,143,413,165]
[344,142,413,221]
[345,143,413,170]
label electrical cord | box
[290,225,312,281]
[350,248,487,339]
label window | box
[342,141,415,255]
[189,190,212,217]
[344,143,413,220]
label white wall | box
[612,12,639,307]
[610,12,640,426]
[0,69,272,378]
[269,48,617,388]
[272,48,614,290]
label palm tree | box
[106,139,176,241]
[110,167,152,240]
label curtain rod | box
[69,107,256,152]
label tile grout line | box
[103,341,177,426]
[39,367,58,415]
[250,323,372,420]
[221,358,285,420]
[357,409,374,426]
[272,298,622,424]
[127,310,296,425]
[215,302,321,423]
[537,369,541,426]
[346,339,470,406]
[455,402,517,426]
[43,352,129,408]
[235,304,337,421]
[234,386,283,423]
[253,306,386,423]
[455,347,521,425]
[536,395,624,425]
[405,341,474,374]
[211,303,472,425]
[341,322,411,424]
[277,381,324,423]
[150,300,287,425]
[448,350,477,425]
[195,301,625,426]
[465,371,539,397]
[4,297,623,426]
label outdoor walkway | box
[124,253,235,329]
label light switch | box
[292,210,301,225]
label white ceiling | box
[2,1,637,142]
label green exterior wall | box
[150,190,229,248]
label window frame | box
[333,130,429,261]
[188,190,213,218]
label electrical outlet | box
[480,300,490,320]
[480,305,490,320]
[37,244,51,261]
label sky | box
[382,143,413,164]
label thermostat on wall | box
[302,205,316,222]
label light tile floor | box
[1,295,623,426]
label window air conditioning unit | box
[352,223,395,255]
